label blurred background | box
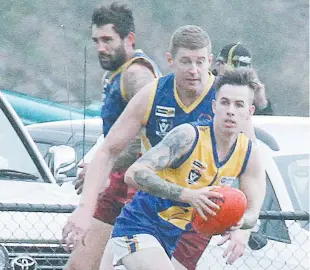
[0,0,309,116]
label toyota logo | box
[11,256,37,270]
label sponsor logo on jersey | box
[220,176,237,186]
[155,105,175,117]
[198,113,212,122]
[193,160,207,171]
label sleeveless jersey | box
[101,50,161,135]
[141,72,215,151]
[112,120,252,257]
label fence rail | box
[0,203,309,270]
[1,203,308,220]
[259,210,309,220]
[0,203,76,213]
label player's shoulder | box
[166,123,197,141]
[125,61,155,77]
[244,140,264,172]
[123,62,157,87]
[153,73,175,95]
[122,62,158,100]
[176,122,197,132]
[189,119,213,133]
[253,143,265,165]
[162,124,198,158]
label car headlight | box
[0,245,9,270]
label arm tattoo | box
[134,169,184,201]
[111,136,141,172]
[133,125,196,200]
[139,126,195,170]
[123,64,155,100]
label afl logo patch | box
[156,118,173,138]
[187,169,201,185]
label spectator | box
[212,43,273,115]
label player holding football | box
[109,68,266,269]
[63,25,260,269]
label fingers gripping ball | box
[192,186,247,235]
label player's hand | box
[228,217,244,231]
[62,206,92,251]
[253,83,268,108]
[75,163,89,195]
[218,229,251,265]
[181,187,223,220]
[249,70,268,108]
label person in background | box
[212,43,273,115]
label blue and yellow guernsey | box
[141,72,216,151]
[101,50,161,135]
[112,120,252,257]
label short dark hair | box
[91,2,135,39]
[169,25,212,58]
[215,67,259,100]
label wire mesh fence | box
[198,211,309,270]
[0,203,309,270]
[0,204,74,270]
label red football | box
[191,186,247,235]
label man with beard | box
[64,3,161,269]
[64,25,256,270]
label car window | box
[64,141,95,177]
[0,108,44,183]
[35,142,53,158]
[274,154,309,213]
[259,174,291,243]
[74,141,96,163]
[273,154,309,231]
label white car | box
[26,118,102,178]
[26,117,280,174]
[0,93,79,269]
[197,116,310,270]
[26,115,309,269]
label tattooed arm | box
[62,76,159,250]
[75,80,158,212]
[77,63,155,180]
[111,63,156,171]
[125,124,223,214]
[125,123,196,200]
[111,135,141,172]
[123,62,157,100]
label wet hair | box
[169,25,212,57]
[91,2,135,39]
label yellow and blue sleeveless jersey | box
[112,120,252,257]
[141,72,215,151]
[101,50,161,135]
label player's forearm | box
[111,136,141,172]
[127,166,184,201]
[239,228,252,240]
[241,211,259,230]
[78,147,116,212]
